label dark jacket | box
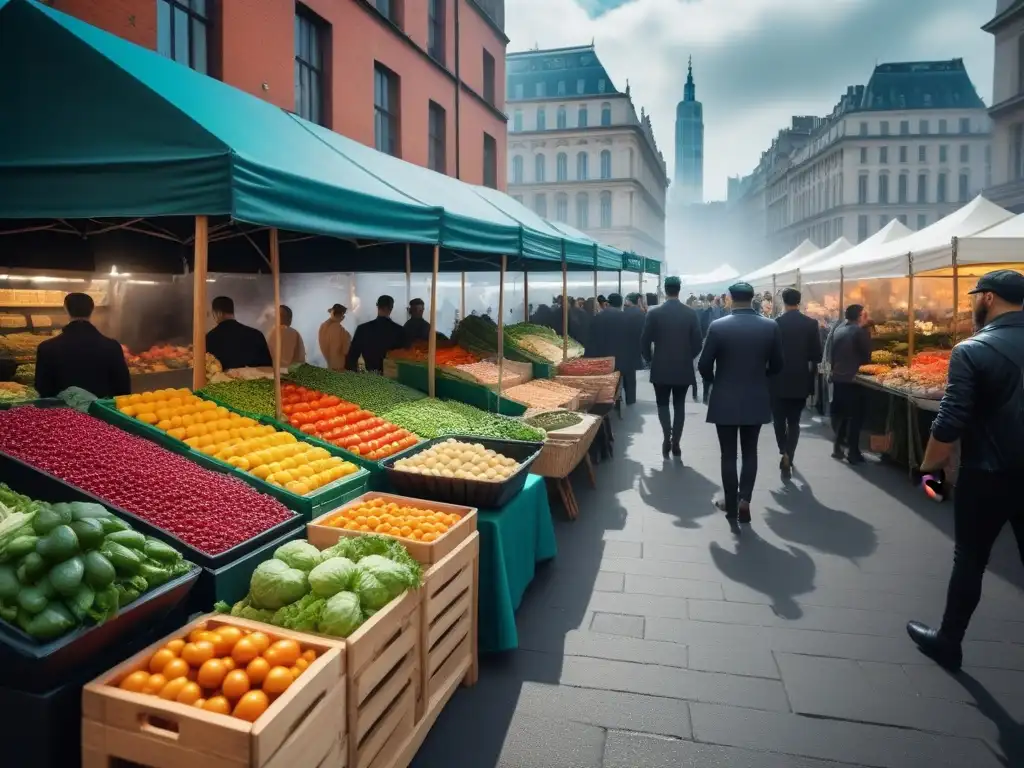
[699,306,714,338]
[584,307,631,372]
[34,320,131,399]
[206,319,273,371]
[403,316,431,347]
[346,316,405,372]
[931,311,1024,471]
[640,298,703,386]
[622,305,646,370]
[772,309,822,400]
[698,308,784,425]
[568,307,590,348]
[828,321,871,383]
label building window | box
[597,78,606,93]
[937,172,947,203]
[958,173,969,201]
[577,152,589,180]
[534,193,547,218]
[899,146,908,163]
[557,80,566,96]
[879,146,888,164]
[600,150,611,179]
[917,214,927,230]
[513,110,522,132]
[577,79,585,94]
[880,121,889,135]
[898,173,908,203]
[917,173,928,203]
[535,82,545,98]
[919,119,929,135]
[900,120,910,135]
[514,83,523,99]
[534,154,545,183]
[859,147,868,164]
[373,63,399,157]
[483,132,497,189]
[557,106,566,129]
[878,174,889,204]
[959,118,970,134]
[959,144,969,163]
[576,193,589,228]
[555,193,568,222]
[294,7,325,125]
[938,119,947,134]
[939,145,948,163]
[511,155,523,184]
[537,108,546,131]
[919,145,927,162]
[482,50,495,105]
[859,122,868,136]
[600,103,611,126]
[427,0,445,63]
[578,105,588,127]
[556,152,567,182]
[897,214,907,225]
[1013,124,1024,180]
[857,174,868,204]
[600,192,612,228]
[879,215,888,230]
[157,0,209,73]
[857,215,868,242]
[428,101,446,173]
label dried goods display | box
[454,316,583,363]
[387,341,479,366]
[524,410,583,432]
[320,497,464,543]
[557,357,615,376]
[0,381,37,404]
[0,406,294,555]
[453,360,525,388]
[0,332,55,362]
[392,438,521,482]
[858,364,893,377]
[503,380,581,410]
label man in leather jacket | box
[907,270,1024,671]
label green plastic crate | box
[88,399,195,454]
[532,362,557,379]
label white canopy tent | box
[741,239,819,290]
[801,218,913,284]
[801,196,1013,282]
[912,211,1024,275]
[773,237,853,289]
[679,264,740,291]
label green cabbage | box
[250,559,308,610]
[308,557,357,598]
[322,534,422,586]
[227,596,275,623]
[318,591,362,637]
[273,593,325,632]
[273,540,322,572]
[351,568,391,612]
[356,555,418,600]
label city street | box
[413,379,1024,768]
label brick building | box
[50,0,508,189]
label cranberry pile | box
[0,407,295,555]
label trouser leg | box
[621,368,637,405]
[738,424,761,504]
[846,385,865,456]
[771,398,788,454]
[785,398,804,461]
[716,425,739,515]
[653,384,671,441]
[671,385,686,444]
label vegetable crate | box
[81,615,347,768]
[306,492,477,566]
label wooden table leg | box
[562,478,579,519]
[584,454,597,489]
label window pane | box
[157,0,172,57]
[192,18,207,74]
[191,0,207,16]
[173,7,189,64]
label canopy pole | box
[523,271,529,322]
[192,215,209,391]
[497,255,506,412]
[839,267,845,324]
[907,253,916,360]
[405,244,412,311]
[617,270,622,295]
[561,252,569,361]
[592,266,598,314]
[269,229,283,421]
[460,272,466,323]
[428,246,440,398]
[951,237,960,343]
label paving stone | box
[642,542,714,564]
[689,598,909,638]
[590,612,645,638]
[602,732,863,768]
[602,540,642,559]
[600,556,725,582]
[625,573,725,599]
[588,590,690,620]
[562,630,688,668]
[686,644,780,679]
[902,663,1024,701]
[593,571,625,593]
[690,703,1005,768]
[494,712,606,768]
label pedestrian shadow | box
[956,673,1024,767]
[763,481,879,562]
[639,463,719,529]
[709,529,816,619]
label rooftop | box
[506,44,621,100]
[857,59,984,111]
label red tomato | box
[301,424,317,434]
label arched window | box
[534,154,546,183]
[600,150,612,179]
[578,105,588,127]
[512,155,523,184]
[536,108,546,131]
[556,152,568,182]
[555,193,568,223]
[600,191,612,228]
[576,193,589,228]
[577,152,589,180]
[557,106,567,129]
[600,102,611,126]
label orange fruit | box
[263,640,300,668]
[175,682,203,706]
[197,658,228,690]
[301,649,317,664]
[231,636,260,665]
[216,626,244,649]
[221,657,236,671]
[193,698,207,709]
[159,678,189,701]
[188,628,209,643]
[293,657,309,672]
[203,696,232,715]
[148,648,177,674]
[162,658,190,682]
[289,666,302,679]
[247,631,271,654]
[207,632,232,656]
[181,640,215,667]
[222,669,251,700]
[232,690,270,723]
[246,657,271,686]
[143,674,167,695]
[118,670,150,693]
[262,666,293,695]
[164,639,186,654]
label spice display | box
[524,410,583,432]
[504,380,581,409]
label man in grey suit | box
[621,293,646,405]
[699,281,784,526]
[772,288,822,479]
[641,276,704,457]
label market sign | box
[644,258,661,276]
[622,254,643,272]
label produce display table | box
[856,375,942,474]
[476,474,557,653]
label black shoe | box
[713,498,736,520]
[671,441,681,458]
[907,621,962,672]
[831,446,845,460]
[847,453,865,465]
[779,453,792,479]
[702,395,709,405]
[738,500,752,525]
[662,439,671,458]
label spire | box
[684,56,696,102]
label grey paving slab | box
[588,588,691,620]
[602,732,865,768]
[601,540,642,559]
[686,643,781,679]
[642,542,715,564]
[689,597,911,638]
[495,713,606,768]
[562,630,689,668]
[592,571,625,593]
[590,611,645,638]
[625,572,725,599]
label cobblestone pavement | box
[411,379,1024,768]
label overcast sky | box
[505,0,997,202]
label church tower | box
[674,57,704,204]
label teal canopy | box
[548,221,623,271]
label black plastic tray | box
[0,565,200,692]
[0,449,303,569]
[378,436,543,509]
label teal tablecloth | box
[477,474,558,652]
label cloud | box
[505,0,996,202]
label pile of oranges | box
[115,624,318,722]
[323,497,462,543]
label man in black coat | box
[829,304,872,463]
[34,293,131,399]
[641,277,703,456]
[205,296,273,372]
[346,295,406,373]
[585,293,638,404]
[403,298,431,346]
[699,282,784,526]
[772,288,822,478]
[623,293,646,374]
[697,294,716,404]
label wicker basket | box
[555,371,620,403]
[531,417,602,478]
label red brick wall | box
[51,0,155,48]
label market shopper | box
[829,304,872,463]
[34,292,131,399]
[318,303,351,371]
[623,293,647,388]
[772,288,822,478]
[267,305,306,368]
[908,270,1024,672]
[641,277,703,457]
[205,296,273,372]
[345,295,405,373]
[699,281,783,526]
[585,293,638,404]
[404,298,431,347]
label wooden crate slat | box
[426,566,472,626]
[82,720,247,768]
[353,616,418,706]
[355,651,416,742]
[355,683,416,768]
[427,613,471,680]
[427,636,472,708]
[346,590,419,676]
[427,590,471,652]
[261,683,346,768]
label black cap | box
[968,270,1024,304]
[729,281,755,301]
[597,294,607,304]
[328,303,347,315]
[377,295,395,309]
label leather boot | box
[657,406,671,457]
[907,621,962,672]
[671,410,684,457]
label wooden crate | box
[81,615,346,768]
[418,533,479,722]
[307,492,478,566]
[344,589,420,768]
